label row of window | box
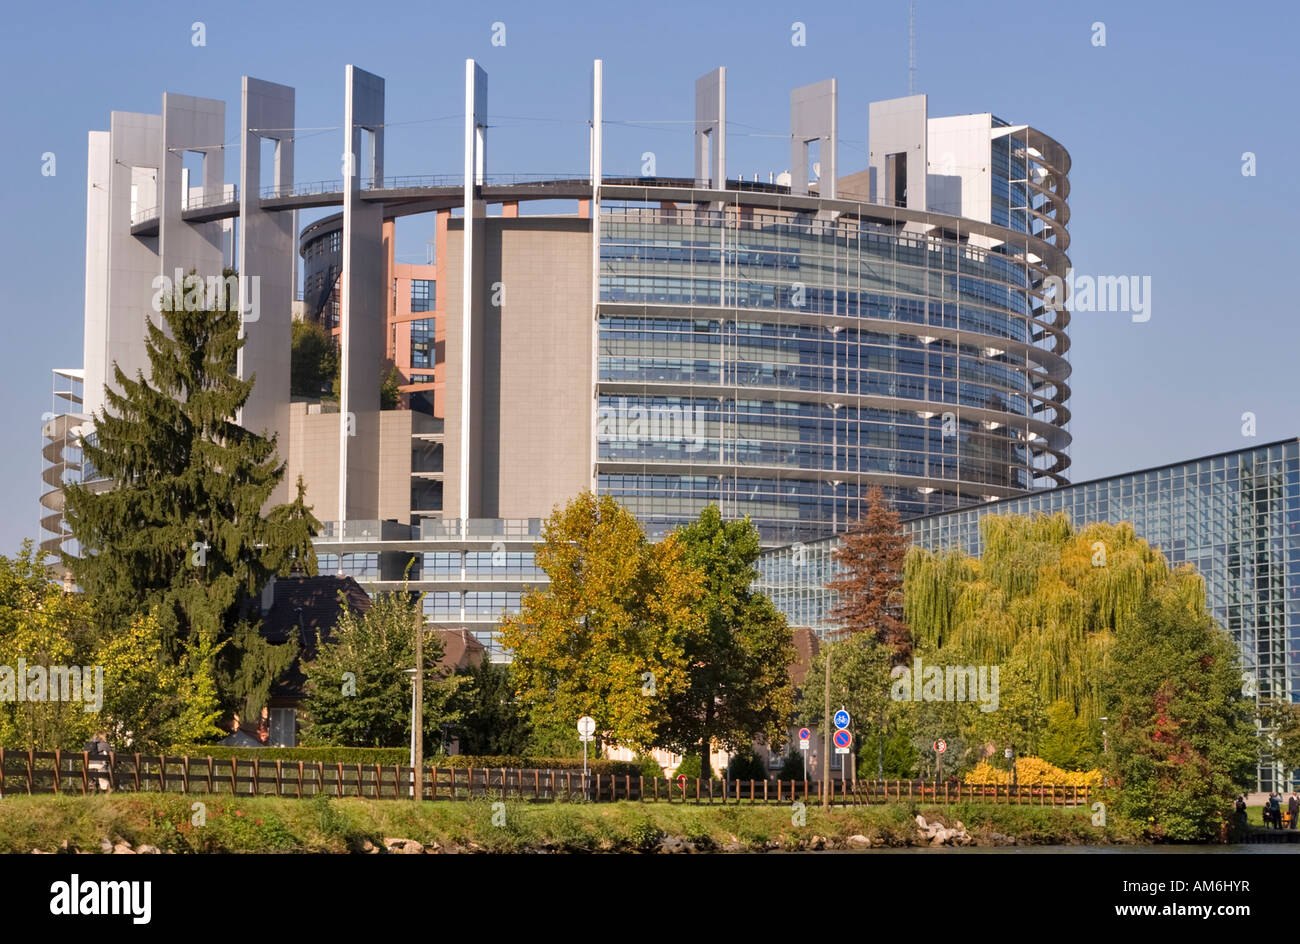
[599,339,1033,397]
[600,211,1035,288]
[601,316,1034,364]
[421,551,543,579]
[423,592,523,620]
[599,357,1031,417]
[600,282,1040,344]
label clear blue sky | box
[1,0,1296,555]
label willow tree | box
[903,513,1206,727]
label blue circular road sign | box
[833,709,850,729]
[833,729,852,749]
[798,727,811,741]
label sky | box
[0,0,1296,555]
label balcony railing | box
[316,518,544,543]
[184,186,238,211]
[317,520,414,541]
[419,518,543,540]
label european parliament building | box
[39,59,1298,786]
[43,60,1072,655]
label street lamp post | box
[413,611,424,801]
[403,668,417,796]
[822,634,832,811]
[402,613,427,801]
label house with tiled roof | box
[238,576,487,747]
[254,575,373,746]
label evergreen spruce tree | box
[827,486,912,660]
[62,272,320,718]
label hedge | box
[164,746,638,774]
[426,755,639,775]
[165,746,408,765]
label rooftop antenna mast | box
[908,1,917,96]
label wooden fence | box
[0,749,1091,806]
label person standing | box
[1267,792,1282,829]
[1235,794,1248,829]
[1289,791,1299,830]
[83,731,111,792]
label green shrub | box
[634,754,664,780]
[166,746,407,765]
[777,750,807,781]
[674,755,703,780]
[880,730,919,778]
[628,818,663,851]
[164,746,638,775]
[433,755,639,775]
[726,752,767,781]
[684,817,712,845]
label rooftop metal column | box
[460,60,488,522]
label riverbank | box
[0,794,1149,853]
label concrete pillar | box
[694,67,726,189]
[589,59,603,494]
[338,65,386,526]
[159,93,226,281]
[86,112,161,420]
[238,77,296,503]
[867,94,928,210]
[82,131,112,421]
[459,60,488,522]
[790,79,837,199]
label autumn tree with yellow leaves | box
[499,493,705,753]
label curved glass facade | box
[756,439,1300,791]
[596,199,1070,543]
[300,219,342,329]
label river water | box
[826,852,1294,858]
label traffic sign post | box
[577,716,596,799]
[833,728,853,796]
[798,727,811,782]
[933,739,947,782]
[832,711,852,791]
